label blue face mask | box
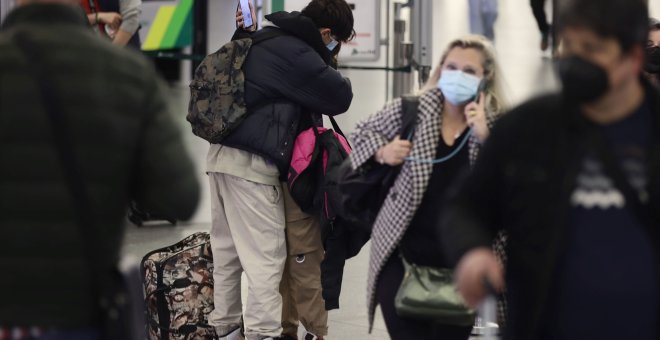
[437,70,482,105]
[326,38,339,52]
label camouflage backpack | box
[187,30,284,143]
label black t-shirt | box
[543,99,657,340]
[400,128,470,268]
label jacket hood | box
[265,11,332,64]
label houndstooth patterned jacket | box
[349,87,504,329]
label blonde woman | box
[349,35,507,339]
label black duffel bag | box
[328,95,420,232]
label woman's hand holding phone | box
[236,0,257,32]
[464,92,490,143]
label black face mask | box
[646,46,660,74]
[558,56,609,104]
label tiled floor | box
[122,0,660,338]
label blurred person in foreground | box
[442,0,660,339]
[0,0,199,339]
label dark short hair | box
[301,0,355,42]
[558,0,649,53]
[651,18,660,31]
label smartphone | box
[239,0,254,29]
[474,79,488,104]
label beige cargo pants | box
[280,185,328,337]
[208,173,286,340]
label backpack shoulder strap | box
[400,95,420,141]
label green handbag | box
[394,257,476,326]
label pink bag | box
[287,118,351,215]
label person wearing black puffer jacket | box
[207,1,354,340]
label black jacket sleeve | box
[275,44,353,116]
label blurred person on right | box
[646,18,660,86]
[442,0,660,339]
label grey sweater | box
[118,0,141,34]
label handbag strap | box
[12,32,116,315]
[399,94,471,164]
[311,115,352,151]
[400,95,420,141]
[329,116,346,138]
[312,116,345,137]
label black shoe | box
[304,334,319,340]
[540,24,552,51]
[541,31,549,51]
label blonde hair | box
[422,35,509,114]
